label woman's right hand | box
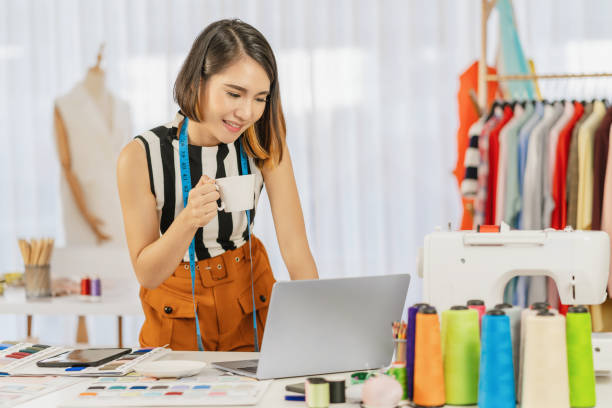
[182,175,221,229]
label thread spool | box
[406,302,428,401]
[326,377,345,404]
[441,306,479,405]
[80,276,91,297]
[387,362,407,400]
[478,309,515,408]
[495,303,522,389]
[518,306,544,401]
[91,276,101,297]
[413,305,445,407]
[305,377,329,408]
[566,306,596,407]
[467,299,485,326]
[521,311,570,408]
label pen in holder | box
[391,320,407,363]
[18,238,54,299]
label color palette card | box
[10,347,170,377]
[0,342,64,376]
[60,375,271,407]
[0,376,85,408]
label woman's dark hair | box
[174,19,285,168]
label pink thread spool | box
[467,299,486,327]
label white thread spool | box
[521,311,570,408]
[518,305,557,401]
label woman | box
[117,19,318,351]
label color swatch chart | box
[0,376,84,408]
[60,375,271,407]
[11,347,170,377]
[0,342,62,375]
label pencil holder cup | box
[441,306,480,405]
[478,309,515,408]
[521,311,570,408]
[393,338,407,363]
[413,305,445,407]
[566,306,596,408]
[24,264,51,299]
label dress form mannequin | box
[51,46,132,345]
[54,46,130,246]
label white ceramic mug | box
[215,174,256,213]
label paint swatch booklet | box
[6,345,169,377]
[60,374,271,407]
[0,342,64,376]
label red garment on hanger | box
[455,61,499,230]
[485,105,513,225]
[551,101,584,229]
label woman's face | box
[199,55,270,144]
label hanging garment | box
[503,102,535,228]
[541,102,565,228]
[522,102,562,230]
[523,102,563,306]
[460,118,486,199]
[591,106,612,230]
[486,105,514,224]
[55,81,131,246]
[545,101,575,220]
[495,104,525,225]
[543,102,573,308]
[600,125,612,297]
[551,102,584,229]
[495,0,535,100]
[567,102,594,229]
[517,101,545,228]
[455,62,499,230]
[474,107,504,227]
[577,100,607,230]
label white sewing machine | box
[417,224,612,375]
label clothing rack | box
[477,0,612,110]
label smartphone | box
[36,348,132,368]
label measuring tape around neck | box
[178,117,259,352]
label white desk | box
[0,287,142,346]
[11,351,612,408]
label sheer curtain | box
[2,0,608,346]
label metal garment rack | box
[477,0,612,112]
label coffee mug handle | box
[215,184,225,211]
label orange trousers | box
[139,236,276,351]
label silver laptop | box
[212,274,410,379]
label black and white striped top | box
[135,111,264,261]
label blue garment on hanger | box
[496,0,535,100]
[517,101,544,229]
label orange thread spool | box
[413,305,446,407]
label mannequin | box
[54,45,130,246]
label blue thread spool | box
[478,309,515,408]
[406,303,427,401]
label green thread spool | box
[305,377,330,408]
[566,305,596,407]
[442,306,480,405]
[387,363,407,400]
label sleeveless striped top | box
[135,111,264,261]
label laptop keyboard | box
[240,366,258,373]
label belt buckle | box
[210,263,228,281]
